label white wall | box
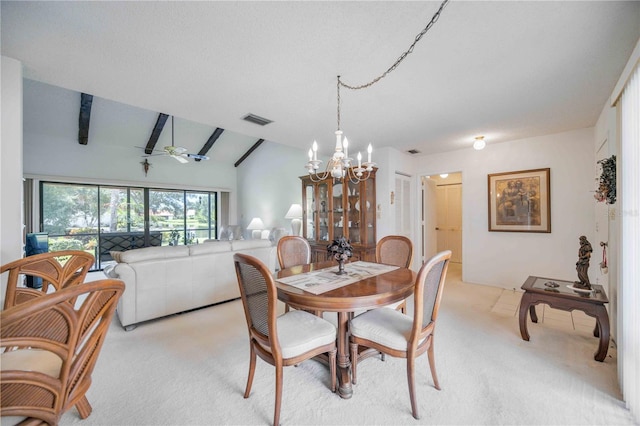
[416,128,595,289]
[1,56,25,307]
[375,147,417,239]
[236,140,308,238]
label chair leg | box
[244,343,257,398]
[328,348,337,392]
[396,300,407,314]
[284,304,290,313]
[427,339,441,390]
[274,364,283,426]
[407,355,419,420]
[75,395,92,419]
[349,342,358,385]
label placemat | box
[276,261,399,295]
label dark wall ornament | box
[595,155,616,205]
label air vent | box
[407,149,420,154]
[242,113,273,126]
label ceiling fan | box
[143,116,209,163]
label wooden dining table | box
[275,260,417,399]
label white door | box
[394,174,412,238]
[436,183,462,263]
[422,177,438,262]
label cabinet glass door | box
[347,181,361,243]
[365,179,375,243]
[332,182,344,240]
[318,183,329,241]
[305,183,315,240]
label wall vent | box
[407,149,420,154]
[242,113,273,126]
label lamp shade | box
[247,218,265,230]
[247,217,265,239]
[284,204,303,219]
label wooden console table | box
[518,275,610,362]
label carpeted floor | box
[64,264,634,425]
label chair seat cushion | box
[1,348,62,378]
[277,310,336,359]
[350,307,418,351]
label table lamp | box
[247,217,265,239]
[285,204,303,236]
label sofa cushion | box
[189,241,232,256]
[119,245,189,263]
[231,239,272,251]
[1,348,62,378]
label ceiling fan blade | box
[186,153,210,161]
[172,154,189,164]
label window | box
[40,182,218,270]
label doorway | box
[422,173,462,265]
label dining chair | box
[349,250,452,420]
[1,250,96,310]
[276,235,312,313]
[1,279,125,425]
[376,235,413,313]
[234,253,337,426]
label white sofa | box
[104,239,276,330]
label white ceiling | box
[2,1,639,160]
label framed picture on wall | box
[488,168,551,232]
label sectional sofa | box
[104,239,276,330]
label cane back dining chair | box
[1,250,96,310]
[376,235,413,314]
[349,250,451,420]
[233,253,337,426]
[276,236,312,313]
[1,279,125,425]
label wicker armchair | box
[376,235,413,313]
[234,253,336,426]
[349,250,451,420]
[1,279,124,425]
[1,250,95,310]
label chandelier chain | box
[337,0,449,92]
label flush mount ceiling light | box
[473,136,486,150]
[306,0,450,183]
[440,174,449,178]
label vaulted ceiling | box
[2,1,639,161]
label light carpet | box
[63,264,634,425]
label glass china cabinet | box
[301,168,376,262]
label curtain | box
[23,178,33,234]
[619,61,639,422]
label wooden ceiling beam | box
[234,139,264,167]
[78,93,93,145]
[196,127,225,161]
[144,113,169,155]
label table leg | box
[336,311,353,399]
[519,293,532,341]
[529,305,538,323]
[594,305,610,362]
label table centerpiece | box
[327,236,353,275]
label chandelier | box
[305,0,450,184]
[306,77,375,183]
